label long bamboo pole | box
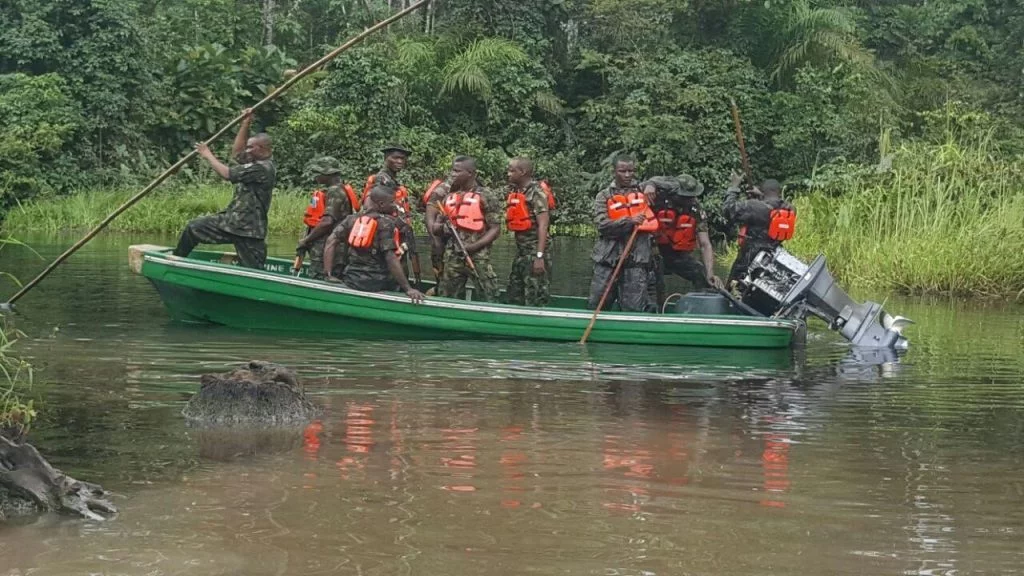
[3,1,427,308]
[579,226,642,345]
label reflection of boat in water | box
[129,245,799,349]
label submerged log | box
[182,361,320,426]
[0,436,117,522]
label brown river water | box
[1,234,1022,576]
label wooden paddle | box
[2,1,427,309]
[580,225,642,345]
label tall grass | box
[1,237,35,439]
[3,185,312,236]
[788,130,1024,296]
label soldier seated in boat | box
[504,157,553,307]
[174,109,276,269]
[322,185,426,304]
[644,174,724,308]
[724,172,797,285]
[294,156,360,280]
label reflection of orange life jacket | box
[347,215,378,249]
[363,174,412,218]
[443,191,485,232]
[655,209,697,251]
[607,191,658,232]
[422,179,444,206]
[768,208,796,241]
[303,185,360,227]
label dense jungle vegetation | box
[4,0,1024,294]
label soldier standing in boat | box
[294,156,360,280]
[723,173,797,285]
[587,155,658,312]
[503,157,551,307]
[645,174,724,308]
[174,110,275,269]
[322,185,426,303]
[431,156,501,302]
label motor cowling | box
[736,247,911,350]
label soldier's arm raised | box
[230,109,253,160]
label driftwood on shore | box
[0,436,117,522]
[182,361,321,426]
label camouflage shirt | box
[325,183,356,224]
[435,185,501,257]
[724,186,795,245]
[591,181,655,266]
[329,212,400,292]
[505,180,549,251]
[220,159,276,239]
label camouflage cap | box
[305,156,343,177]
[382,144,412,157]
[673,173,705,197]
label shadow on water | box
[1,234,1022,576]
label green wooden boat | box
[129,245,799,348]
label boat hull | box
[131,246,798,349]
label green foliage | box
[0,239,35,439]
[788,120,1024,296]
[0,73,82,207]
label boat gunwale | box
[141,250,799,332]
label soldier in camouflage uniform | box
[587,156,656,313]
[365,144,421,286]
[422,177,453,284]
[295,156,357,280]
[503,157,551,307]
[430,156,500,302]
[322,185,426,304]
[644,174,724,309]
[723,173,796,284]
[175,110,276,269]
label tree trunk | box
[262,0,276,45]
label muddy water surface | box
[0,234,1022,576]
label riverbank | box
[5,135,1024,297]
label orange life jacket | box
[738,225,748,247]
[303,189,327,228]
[607,191,658,232]
[443,191,486,232]
[303,185,360,228]
[422,179,444,206]
[540,180,556,210]
[363,174,412,218]
[347,215,378,249]
[655,209,697,252]
[505,191,532,232]
[768,208,796,241]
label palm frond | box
[441,38,529,100]
[534,91,565,117]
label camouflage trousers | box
[439,248,498,302]
[506,248,550,307]
[174,215,266,269]
[651,249,709,308]
[587,262,655,313]
[305,235,329,280]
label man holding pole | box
[724,173,796,284]
[430,156,500,302]
[586,155,658,313]
[174,110,276,269]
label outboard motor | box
[736,247,911,349]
